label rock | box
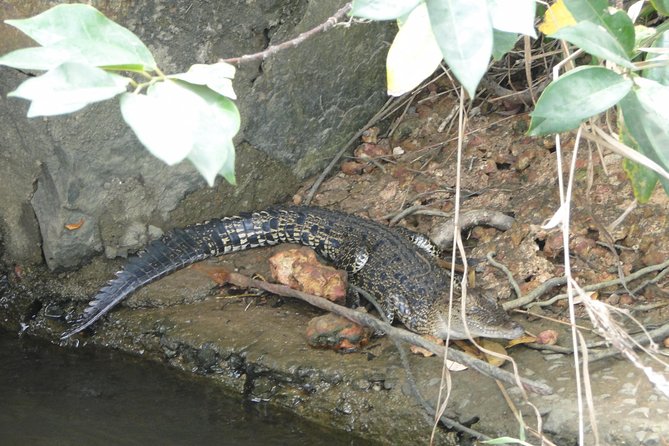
[305,313,370,352]
[0,0,394,270]
[268,247,347,303]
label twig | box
[502,259,669,311]
[429,210,515,249]
[527,259,669,309]
[486,252,522,299]
[222,3,352,66]
[588,322,669,363]
[222,270,553,395]
[503,277,568,310]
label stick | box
[222,270,553,395]
[222,3,353,66]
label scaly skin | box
[61,206,523,340]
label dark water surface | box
[0,331,367,446]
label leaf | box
[622,153,659,204]
[619,79,669,195]
[492,30,519,61]
[170,62,237,99]
[349,0,423,20]
[64,219,85,230]
[551,21,634,68]
[643,30,669,86]
[538,0,576,35]
[218,141,237,186]
[120,80,240,186]
[386,3,443,96]
[488,0,537,38]
[5,4,156,70]
[426,0,493,98]
[528,66,632,135]
[651,0,669,16]
[564,0,635,54]
[480,339,507,367]
[0,46,81,71]
[8,62,129,117]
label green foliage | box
[528,0,669,202]
[619,80,669,196]
[0,4,239,187]
[550,21,634,68]
[8,62,129,116]
[3,4,156,70]
[426,0,493,98]
[350,0,537,98]
[528,66,632,135]
[350,0,422,21]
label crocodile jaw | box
[434,313,524,340]
[433,289,525,340]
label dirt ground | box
[290,77,669,444]
[6,77,669,445]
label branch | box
[222,270,553,395]
[429,210,515,249]
[221,3,353,66]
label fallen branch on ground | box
[429,210,515,249]
[221,270,553,395]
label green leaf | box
[0,46,80,70]
[217,140,237,186]
[651,0,669,16]
[5,4,156,70]
[120,80,240,186]
[350,0,423,20]
[492,30,519,61]
[619,79,669,194]
[643,30,669,86]
[8,62,129,117]
[621,123,659,203]
[528,66,632,135]
[386,3,443,96]
[426,0,493,98]
[551,21,634,68]
[563,0,635,54]
[488,0,537,38]
[170,62,237,99]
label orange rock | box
[305,313,369,352]
[269,247,347,303]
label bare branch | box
[221,3,352,66]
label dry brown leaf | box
[64,218,84,230]
[506,334,538,348]
[480,339,508,367]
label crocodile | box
[61,206,524,340]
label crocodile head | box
[433,287,524,340]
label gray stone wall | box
[0,1,393,271]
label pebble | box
[629,407,650,417]
[619,382,639,396]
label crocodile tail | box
[60,208,324,339]
[61,226,214,339]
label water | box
[0,331,369,446]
